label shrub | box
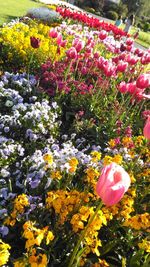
[106,10,118,20]
[26,6,61,25]
[143,22,150,32]
[84,7,96,14]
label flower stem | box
[27,50,35,85]
[68,200,103,267]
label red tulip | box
[30,37,41,49]
[143,117,150,139]
[96,163,131,206]
[126,38,133,46]
[99,30,107,40]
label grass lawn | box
[0,0,44,25]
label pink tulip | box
[126,82,137,94]
[126,54,138,65]
[117,61,128,72]
[136,74,150,89]
[66,47,77,59]
[118,81,128,93]
[103,62,116,77]
[49,29,58,38]
[56,34,63,46]
[72,38,85,52]
[143,117,150,139]
[96,163,131,206]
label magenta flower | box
[96,163,131,206]
[136,74,150,89]
[49,29,58,38]
[143,117,150,139]
[66,47,77,59]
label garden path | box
[40,0,147,51]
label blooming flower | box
[96,163,131,206]
[143,117,150,139]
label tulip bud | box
[30,37,41,49]
[96,163,131,206]
[143,117,150,139]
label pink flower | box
[126,82,137,94]
[117,61,128,72]
[118,81,128,93]
[49,29,58,38]
[103,62,116,77]
[66,47,77,59]
[96,163,131,206]
[72,38,85,52]
[143,117,150,139]
[136,74,150,89]
[126,54,138,65]
[56,34,62,46]
[142,110,150,120]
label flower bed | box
[0,5,150,267]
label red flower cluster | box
[56,7,127,38]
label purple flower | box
[0,226,9,237]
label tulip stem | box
[27,50,35,86]
[68,200,103,267]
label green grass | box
[0,0,44,25]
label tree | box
[122,0,150,20]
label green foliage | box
[106,10,118,20]
[143,22,150,32]
[84,7,96,14]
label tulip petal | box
[102,185,125,206]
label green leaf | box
[129,250,144,267]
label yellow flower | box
[51,170,62,180]
[46,231,54,245]
[68,157,79,173]
[123,213,150,230]
[108,139,116,148]
[138,239,150,253]
[113,154,122,164]
[0,239,11,266]
[29,253,48,267]
[91,151,101,162]
[103,155,113,165]
[134,135,145,146]
[43,153,53,165]
[122,137,133,147]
